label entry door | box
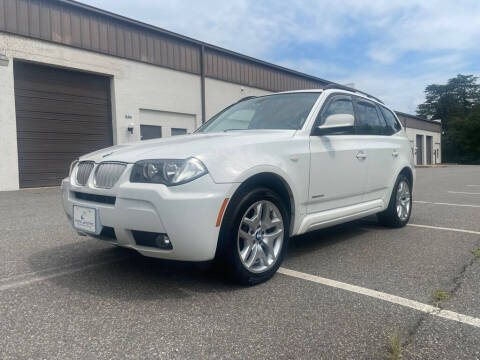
[139,109,196,139]
[308,94,368,214]
[426,136,432,165]
[416,135,423,165]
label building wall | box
[404,127,442,165]
[0,32,203,190]
[205,77,271,119]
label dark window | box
[319,95,354,125]
[355,100,388,135]
[380,106,402,134]
[140,125,162,140]
[171,128,187,136]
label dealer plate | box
[73,205,97,233]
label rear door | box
[308,94,368,214]
[354,98,403,202]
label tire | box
[217,187,289,285]
[377,174,412,228]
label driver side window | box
[319,95,355,126]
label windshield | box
[197,92,320,133]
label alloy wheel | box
[237,200,284,273]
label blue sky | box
[81,0,480,114]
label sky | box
[81,0,480,114]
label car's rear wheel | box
[218,187,289,285]
[377,174,412,228]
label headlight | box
[130,158,208,186]
[69,160,79,175]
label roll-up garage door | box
[14,61,113,188]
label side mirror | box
[316,114,354,135]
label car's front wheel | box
[218,187,289,285]
[377,174,412,228]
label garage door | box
[14,61,113,188]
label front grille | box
[74,191,116,205]
[76,161,94,185]
[94,162,126,189]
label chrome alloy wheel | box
[237,200,284,273]
[396,180,411,221]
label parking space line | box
[278,267,480,329]
[467,185,480,187]
[448,191,480,195]
[407,223,480,235]
[0,257,126,292]
[414,200,480,208]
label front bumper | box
[62,169,236,261]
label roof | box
[59,0,333,86]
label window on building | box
[171,128,187,136]
[140,125,162,140]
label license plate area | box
[73,205,100,234]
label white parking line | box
[448,191,480,195]
[278,267,480,329]
[0,257,126,292]
[407,223,480,235]
[467,185,480,187]
[414,200,480,208]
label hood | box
[80,130,296,163]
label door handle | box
[392,150,399,158]
[356,151,367,160]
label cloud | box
[80,0,480,113]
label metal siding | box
[0,0,5,30]
[16,0,28,35]
[146,34,154,63]
[98,20,108,53]
[80,14,90,48]
[39,0,51,40]
[124,27,132,58]
[5,0,16,32]
[396,113,441,133]
[0,0,331,86]
[116,25,124,57]
[70,10,80,46]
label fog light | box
[155,234,173,250]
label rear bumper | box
[62,172,236,261]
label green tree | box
[416,74,480,163]
[444,107,480,164]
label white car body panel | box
[61,88,415,261]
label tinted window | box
[197,93,320,133]
[355,100,387,135]
[140,125,162,140]
[380,106,402,134]
[320,95,354,125]
[171,128,187,136]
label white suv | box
[62,85,414,285]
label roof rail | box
[323,84,384,104]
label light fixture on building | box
[0,54,9,67]
[127,122,134,134]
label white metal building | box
[0,0,441,191]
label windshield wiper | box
[223,128,246,132]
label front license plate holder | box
[73,205,101,234]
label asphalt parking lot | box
[1,165,480,359]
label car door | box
[308,94,368,214]
[353,98,401,203]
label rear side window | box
[355,99,388,135]
[380,106,402,134]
